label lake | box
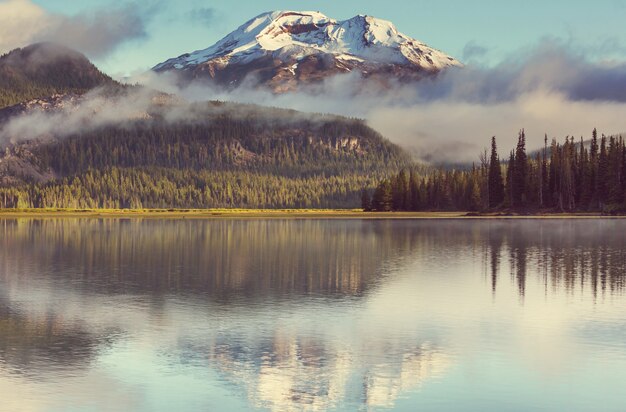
[0,218,625,411]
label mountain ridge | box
[153,10,461,92]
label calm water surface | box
[0,218,625,411]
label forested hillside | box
[0,43,114,108]
[0,102,412,209]
[0,42,412,209]
[366,129,626,214]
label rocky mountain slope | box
[153,10,462,92]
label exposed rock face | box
[153,11,462,92]
[0,142,56,184]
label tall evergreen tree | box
[409,170,420,211]
[391,169,409,210]
[540,135,549,208]
[488,137,505,208]
[589,128,599,207]
[506,150,515,208]
[597,135,609,208]
[512,130,528,208]
[361,189,371,212]
[371,180,393,212]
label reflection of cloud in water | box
[1,218,626,411]
[0,297,120,376]
[193,333,450,411]
[364,344,449,408]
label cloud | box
[0,87,166,144]
[5,36,626,164]
[0,0,49,52]
[0,83,333,145]
[187,7,217,26]
[42,6,150,59]
[461,41,488,62]
[367,92,626,163]
[130,40,626,162]
[0,0,152,58]
[139,38,626,163]
[419,39,626,104]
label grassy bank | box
[0,208,624,219]
[0,208,463,219]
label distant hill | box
[0,43,114,108]
[0,95,412,208]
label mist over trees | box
[367,129,626,214]
[0,43,114,109]
[0,115,410,209]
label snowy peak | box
[153,11,461,91]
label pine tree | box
[589,128,599,208]
[371,180,393,212]
[607,136,623,205]
[409,170,420,211]
[391,169,409,210]
[506,150,515,208]
[488,137,505,208]
[512,130,528,208]
[598,135,609,209]
[361,189,371,212]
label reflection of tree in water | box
[0,219,459,299]
[486,220,626,299]
[488,228,504,296]
[2,218,624,300]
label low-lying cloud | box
[3,36,626,164]
[0,85,327,145]
[131,39,626,163]
[0,0,151,58]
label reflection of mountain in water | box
[175,330,450,411]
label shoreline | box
[1,208,625,219]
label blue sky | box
[28,0,626,75]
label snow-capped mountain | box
[153,11,462,92]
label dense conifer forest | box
[0,112,411,209]
[365,129,626,214]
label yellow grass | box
[0,208,624,219]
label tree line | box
[364,129,626,213]
[0,167,383,209]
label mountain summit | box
[153,11,462,92]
